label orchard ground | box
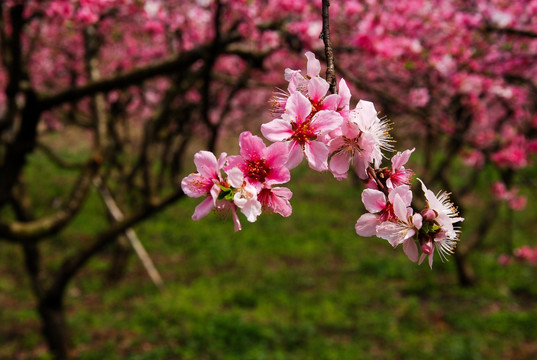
[1,134,537,360]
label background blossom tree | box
[1,0,536,358]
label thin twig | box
[320,0,337,94]
[94,177,165,292]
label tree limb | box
[38,31,241,111]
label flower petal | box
[261,119,293,142]
[227,167,244,188]
[361,189,387,213]
[286,141,304,169]
[305,51,321,77]
[355,213,380,237]
[194,150,218,178]
[285,92,312,122]
[328,151,351,177]
[308,77,330,103]
[265,141,290,168]
[311,110,343,135]
[239,131,264,161]
[304,141,329,172]
[192,197,214,221]
[391,148,415,169]
[403,239,419,262]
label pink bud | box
[421,208,437,221]
[420,240,434,255]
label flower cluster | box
[182,52,464,267]
[498,246,537,266]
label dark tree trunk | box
[38,296,71,360]
[453,251,475,287]
[106,235,131,283]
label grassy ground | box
[1,150,537,359]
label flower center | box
[246,159,269,182]
[291,120,317,145]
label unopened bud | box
[421,208,437,221]
[421,240,434,255]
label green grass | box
[1,151,537,359]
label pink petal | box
[391,148,415,169]
[265,141,290,168]
[412,213,423,230]
[308,77,330,103]
[361,189,387,213]
[353,155,369,180]
[259,187,293,217]
[194,150,218,178]
[192,197,214,220]
[261,119,293,142]
[376,222,403,246]
[224,155,244,173]
[311,110,343,135]
[217,152,228,170]
[392,194,408,221]
[321,94,340,111]
[305,51,321,77]
[355,213,380,237]
[329,151,351,177]
[239,131,264,161]
[239,198,262,223]
[227,167,244,188]
[337,78,351,110]
[304,141,329,172]
[403,239,419,262]
[286,141,304,169]
[266,165,291,186]
[285,92,312,122]
[181,173,212,198]
[231,205,242,232]
[388,185,412,207]
[354,100,379,131]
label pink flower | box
[497,254,512,266]
[225,131,290,191]
[333,100,392,179]
[261,91,342,171]
[376,186,422,262]
[385,148,414,189]
[181,151,227,221]
[509,196,527,211]
[226,167,262,224]
[355,185,413,236]
[409,88,430,107]
[417,179,464,268]
[258,186,293,217]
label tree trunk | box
[453,251,475,287]
[106,235,131,284]
[38,296,71,360]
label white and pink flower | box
[261,91,342,171]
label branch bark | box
[0,156,101,242]
[321,0,337,94]
[39,31,241,111]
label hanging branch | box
[320,0,337,94]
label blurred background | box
[0,0,536,358]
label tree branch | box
[321,0,337,94]
[38,31,241,111]
[46,189,185,298]
[0,156,101,242]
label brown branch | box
[36,141,86,170]
[0,156,101,242]
[38,31,241,111]
[46,189,185,298]
[483,24,537,39]
[321,0,337,94]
